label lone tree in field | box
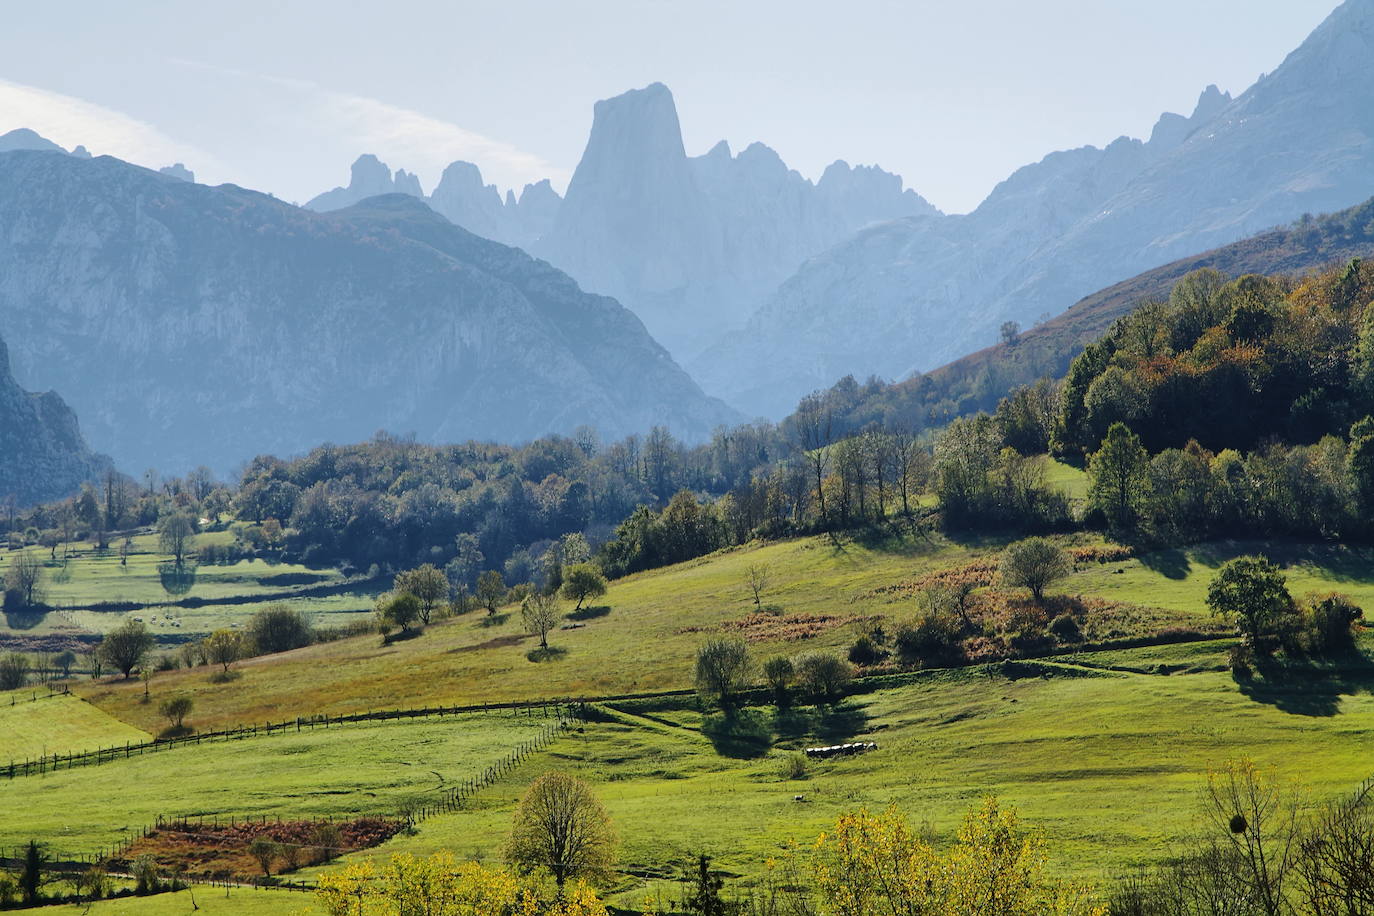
[476,570,507,616]
[998,537,1072,603]
[204,629,242,672]
[248,837,279,877]
[521,592,561,650]
[157,512,197,567]
[694,636,752,707]
[4,549,44,609]
[395,564,449,625]
[98,620,153,679]
[376,592,421,633]
[0,652,29,690]
[745,564,771,610]
[1207,556,1298,655]
[763,655,794,701]
[246,604,313,654]
[506,772,616,889]
[560,563,607,612]
[159,694,193,729]
[54,650,77,679]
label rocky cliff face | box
[0,333,106,507]
[305,153,425,210]
[0,150,736,474]
[533,83,938,361]
[696,0,1374,417]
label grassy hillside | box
[39,888,316,914]
[0,690,149,760]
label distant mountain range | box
[0,149,736,475]
[0,331,106,507]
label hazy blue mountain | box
[159,162,195,182]
[533,83,938,361]
[305,153,425,209]
[0,332,106,507]
[0,150,737,474]
[695,0,1374,417]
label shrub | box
[1298,592,1363,656]
[0,652,30,690]
[695,637,752,705]
[895,612,964,667]
[763,655,794,700]
[794,651,853,701]
[1228,643,1254,680]
[1048,613,1081,642]
[848,634,885,666]
[998,537,1071,602]
[779,753,809,780]
[246,604,313,654]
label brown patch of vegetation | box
[680,613,885,643]
[112,816,403,880]
[863,559,998,603]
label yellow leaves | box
[806,799,1105,916]
[313,852,608,916]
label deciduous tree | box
[506,772,616,890]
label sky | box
[0,1,1344,214]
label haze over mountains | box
[0,149,735,475]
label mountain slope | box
[0,150,736,474]
[697,0,1374,417]
[0,333,106,507]
[788,195,1374,438]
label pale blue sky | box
[0,1,1343,213]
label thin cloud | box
[0,79,219,176]
[171,60,567,196]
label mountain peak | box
[0,127,66,154]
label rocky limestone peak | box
[394,168,424,197]
[349,154,395,197]
[1247,0,1374,102]
[1191,84,1232,123]
[159,163,195,182]
[0,127,66,153]
[567,81,692,199]
[70,144,91,159]
[306,153,423,211]
[518,178,561,210]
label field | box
[6,526,1374,910]
[0,712,554,853]
[342,642,1374,906]
[39,888,317,914]
[0,690,149,760]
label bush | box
[848,634,885,666]
[763,655,794,700]
[998,537,1071,602]
[793,651,853,701]
[1228,643,1254,680]
[1048,613,1081,642]
[1299,592,1363,656]
[779,753,809,780]
[246,604,313,654]
[895,612,964,667]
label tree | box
[1000,320,1021,345]
[248,837,279,877]
[159,694,193,729]
[522,591,561,650]
[682,853,730,916]
[204,629,242,672]
[98,620,153,678]
[694,637,752,706]
[999,537,1072,603]
[1087,422,1149,529]
[4,549,43,608]
[20,840,45,905]
[1201,760,1300,916]
[53,650,77,679]
[376,592,421,633]
[394,564,449,626]
[560,563,606,612]
[745,563,770,610]
[477,570,507,616]
[506,772,616,889]
[246,604,313,654]
[157,512,197,567]
[1207,556,1298,655]
[0,652,29,690]
[793,650,853,701]
[763,655,794,700]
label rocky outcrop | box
[305,153,426,210]
[0,151,737,474]
[159,163,195,182]
[695,0,1374,417]
[0,333,106,507]
[533,83,937,361]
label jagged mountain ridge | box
[695,0,1374,417]
[0,149,737,475]
[0,332,107,507]
[305,82,936,362]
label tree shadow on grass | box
[208,669,242,684]
[1137,548,1191,580]
[526,646,568,663]
[3,607,48,630]
[702,708,773,759]
[567,605,610,622]
[1237,651,1374,717]
[479,613,511,628]
[157,724,195,740]
[158,562,198,596]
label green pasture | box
[0,691,149,760]
[37,887,318,914]
[0,712,552,854]
[355,644,1374,906]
